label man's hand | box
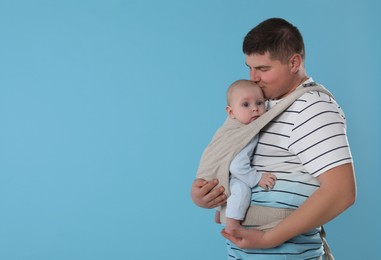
[221,228,274,249]
[221,163,356,250]
[190,178,227,208]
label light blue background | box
[0,0,379,259]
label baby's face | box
[228,86,266,124]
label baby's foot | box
[225,218,244,235]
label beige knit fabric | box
[196,84,332,225]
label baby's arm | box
[229,137,262,188]
[230,137,276,189]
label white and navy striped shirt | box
[250,81,352,209]
[227,80,353,259]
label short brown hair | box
[243,18,305,64]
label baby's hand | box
[258,173,277,191]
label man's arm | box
[191,178,227,208]
[222,163,356,249]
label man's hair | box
[243,18,305,64]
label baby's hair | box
[226,80,261,105]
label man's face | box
[245,52,294,100]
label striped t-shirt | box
[251,83,352,208]
[227,80,353,259]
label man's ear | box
[289,54,303,74]
[226,106,235,119]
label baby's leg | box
[225,178,251,234]
[225,217,244,235]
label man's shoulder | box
[287,87,346,124]
[291,87,335,110]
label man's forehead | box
[245,52,272,66]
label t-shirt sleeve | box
[289,93,353,177]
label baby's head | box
[226,80,266,124]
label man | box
[191,18,356,259]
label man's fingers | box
[203,187,226,208]
[221,229,243,246]
[192,178,207,188]
[231,228,245,238]
[200,179,219,192]
[191,178,227,208]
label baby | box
[216,79,277,234]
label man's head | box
[243,18,307,100]
[243,18,305,64]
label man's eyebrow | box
[245,63,271,69]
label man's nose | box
[250,69,260,83]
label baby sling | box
[196,82,334,259]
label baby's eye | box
[256,100,264,106]
[242,102,250,107]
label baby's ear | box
[226,106,235,119]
